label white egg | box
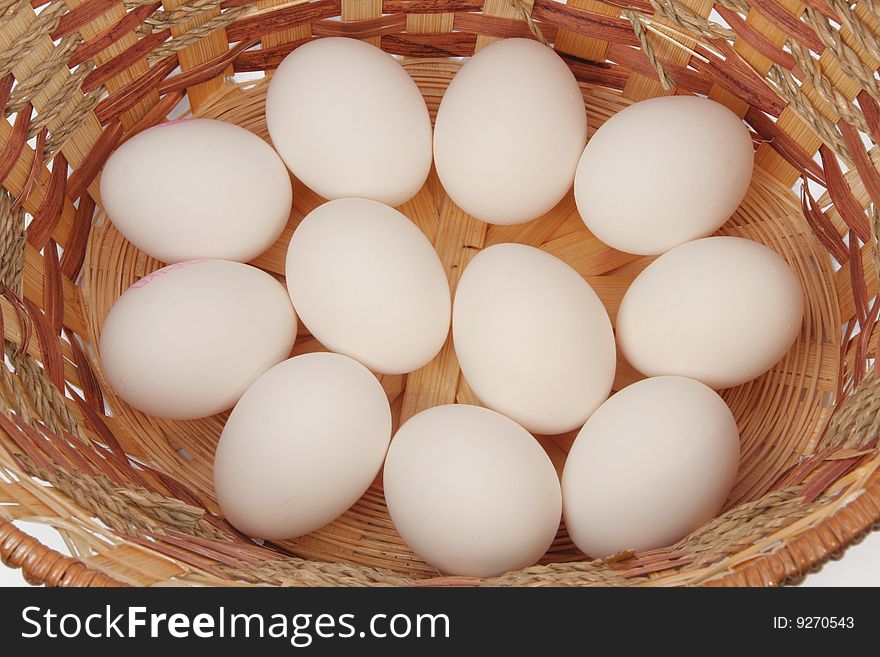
[285,198,450,375]
[616,236,804,389]
[433,38,587,225]
[575,96,754,255]
[266,37,432,206]
[100,118,291,263]
[214,353,392,540]
[453,243,615,434]
[384,404,561,577]
[99,260,297,420]
[562,376,740,558]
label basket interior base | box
[82,62,841,577]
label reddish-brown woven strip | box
[820,144,872,243]
[0,105,32,186]
[67,119,123,201]
[749,108,826,183]
[68,2,162,69]
[42,239,63,337]
[382,32,479,57]
[22,298,66,390]
[53,0,121,40]
[715,6,796,71]
[158,37,259,94]
[226,0,341,42]
[383,0,484,11]
[839,119,880,209]
[750,0,824,53]
[454,12,556,40]
[312,13,408,39]
[608,44,712,94]
[93,57,178,124]
[532,1,640,47]
[27,152,68,251]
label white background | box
[1,519,878,586]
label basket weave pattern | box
[1,0,880,587]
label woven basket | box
[1,0,879,588]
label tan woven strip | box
[715,0,751,12]
[0,1,66,78]
[9,352,83,440]
[826,369,880,449]
[147,4,253,63]
[679,489,808,556]
[788,39,872,135]
[4,33,82,117]
[805,4,880,104]
[623,9,675,90]
[0,361,34,432]
[27,60,97,140]
[44,97,105,161]
[766,63,852,163]
[0,0,32,26]
[219,558,414,587]
[16,454,225,539]
[485,562,651,586]
[138,0,224,35]
[859,0,879,16]
[840,0,880,57]
[648,0,735,40]
[35,68,106,161]
[0,192,24,294]
[507,0,548,45]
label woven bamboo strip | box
[0,123,77,247]
[397,177,442,243]
[160,0,232,108]
[0,3,103,180]
[484,192,577,247]
[0,298,83,386]
[711,2,798,119]
[394,61,475,423]
[406,8,454,35]
[21,244,87,336]
[475,0,536,51]
[400,196,486,423]
[622,0,714,99]
[67,0,158,128]
[554,0,620,61]
[837,242,877,320]
[258,0,312,51]
[342,0,382,46]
